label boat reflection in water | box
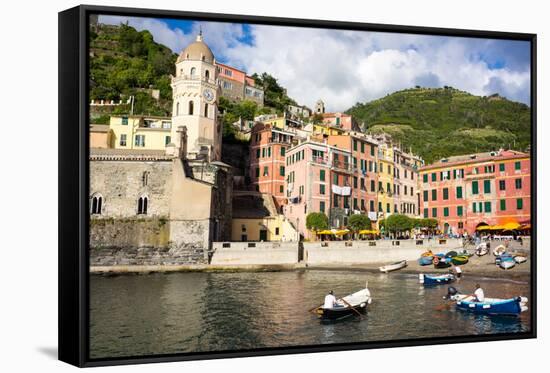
[90,271,531,359]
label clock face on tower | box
[203,89,214,103]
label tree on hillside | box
[251,72,296,112]
[236,100,258,121]
[306,212,329,232]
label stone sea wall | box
[210,242,298,265]
[90,217,209,265]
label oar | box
[308,304,323,313]
[340,298,364,319]
[435,294,471,311]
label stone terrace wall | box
[304,238,463,265]
[210,242,299,265]
[90,218,209,265]
[90,217,170,249]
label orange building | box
[419,149,531,235]
[249,123,296,210]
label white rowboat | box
[379,260,407,273]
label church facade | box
[89,34,233,265]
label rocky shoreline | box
[90,250,531,282]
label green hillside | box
[347,87,531,163]
[89,23,177,118]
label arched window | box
[90,193,103,215]
[205,70,210,80]
[142,171,150,186]
[176,102,180,116]
[188,100,194,115]
[204,103,209,118]
[179,68,183,76]
[190,67,197,77]
[137,195,148,215]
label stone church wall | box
[90,159,173,218]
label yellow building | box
[312,123,347,136]
[231,192,298,241]
[109,115,172,150]
[377,143,395,218]
[262,116,286,130]
[90,124,112,149]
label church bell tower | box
[171,31,222,161]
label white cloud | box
[97,16,531,109]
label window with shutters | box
[517,198,523,209]
[484,180,491,193]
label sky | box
[98,15,531,112]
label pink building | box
[327,133,379,218]
[215,62,264,106]
[322,112,358,131]
[283,139,341,239]
[249,123,295,210]
[419,149,531,235]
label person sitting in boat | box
[473,284,485,302]
[323,290,338,309]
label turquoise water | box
[89,270,531,359]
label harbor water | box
[90,270,531,359]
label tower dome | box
[176,32,214,64]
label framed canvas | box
[58,4,536,367]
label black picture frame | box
[58,4,537,367]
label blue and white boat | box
[496,254,515,269]
[419,273,455,286]
[418,256,433,266]
[451,294,528,316]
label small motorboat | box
[445,250,458,258]
[418,256,433,266]
[433,255,451,269]
[493,244,507,256]
[379,260,407,273]
[451,255,469,265]
[498,256,516,270]
[421,250,434,257]
[419,273,455,286]
[514,255,528,264]
[449,292,528,316]
[475,243,488,256]
[317,287,372,321]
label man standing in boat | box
[324,290,337,309]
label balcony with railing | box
[312,156,329,165]
[172,74,218,86]
[332,159,352,173]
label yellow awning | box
[333,229,350,236]
[359,229,379,234]
[502,222,521,230]
[316,230,333,235]
[476,225,491,231]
